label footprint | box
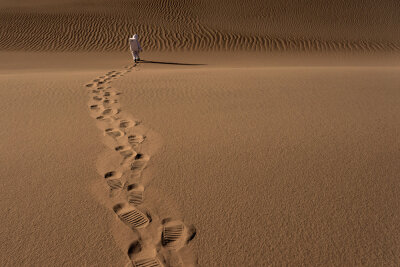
[102,108,119,116]
[93,96,103,101]
[128,153,150,171]
[105,128,125,139]
[113,203,150,229]
[103,99,119,106]
[86,83,94,87]
[130,257,164,267]
[89,104,101,111]
[115,146,138,163]
[119,119,139,130]
[161,219,197,250]
[115,145,131,152]
[104,91,121,97]
[128,135,145,146]
[122,149,136,158]
[104,171,124,192]
[127,239,143,257]
[127,184,144,206]
[96,115,116,123]
[127,242,165,267]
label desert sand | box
[1,0,400,266]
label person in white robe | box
[129,34,142,63]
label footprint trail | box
[85,64,197,266]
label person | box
[129,34,142,63]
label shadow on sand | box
[139,60,206,66]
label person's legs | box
[132,51,138,63]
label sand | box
[1,0,399,52]
[1,1,400,266]
[115,61,400,266]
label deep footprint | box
[119,119,139,130]
[127,240,165,267]
[161,219,197,250]
[105,128,125,139]
[114,203,150,229]
[104,171,124,191]
[127,184,144,206]
[102,108,120,116]
[96,115,117,124]
[127,153,150,171]
[130,257,164,267]
[116,146,138,164]
[128,135,146,146]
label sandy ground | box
[114,57,400,266]
[1,0,400,266]
[1,52,399,266]
[0,74,124,265]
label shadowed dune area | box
[1,0,400,266]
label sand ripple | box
[1,0,399,52]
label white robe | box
[129,37,141,52]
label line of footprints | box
[85,65,196,267]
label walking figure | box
[129,34,142,63]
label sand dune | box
[1,0,400,266]
[1,0,399,52]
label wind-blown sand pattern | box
[85,65,196,266]
[1,0,399,52]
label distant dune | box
[0,0,399,52]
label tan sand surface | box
[2,52,399,266]
[114,59,400,266]
[1,0,400,266]
[0,68,127,265]
[0,0,399,52]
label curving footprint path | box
[85,64,197,266]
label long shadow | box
[139,60,206,66]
